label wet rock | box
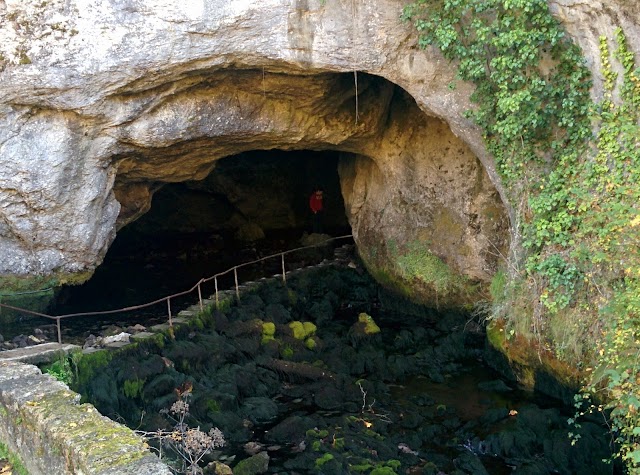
[240,397,279,425]
[237,364,277,399]
[478,407,509,426]
[263,303,290,324]
[224,319,263,338]
[142,374,178,403]
[12,335,28,348]
[102,332,131,347]
[265,415,315,445]
[208,411,253,445]
[307,299,334,325]
[243,441,265,456]
[204,460,233,475]
[233,451,269,475]
[314,385,344,410]
[387,354,417,380]
[101,325,124,337]
[477,379,513,393]
[398,410,424,430]
[26,335,43,345]
[236,223,265,242]
[83,334,99,348]
[454,451,490,475]
[127,323,147,333]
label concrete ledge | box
[0,343,81,365]
[0,361,170,475]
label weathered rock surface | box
[0,360,170,475]
[550,0,640,102]
[0,0,636,304]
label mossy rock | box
[262,321,276,336]
[233,452,269,475]
[261,321,276,345]
[288,321,316,340]
[357,313,380,335]
[305,337,317,350]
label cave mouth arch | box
[57,70,509,314]
[53,148,355,316]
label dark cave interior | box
[52,149,352,317]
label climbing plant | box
[569,30,640,469]
[403,0,640,470]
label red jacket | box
[309,192,323,213]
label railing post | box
[167,298,173,327]
[197,281,204,312]
[56,317,62,344]
[234,267,240,303]
[214,276,219,310]
[281,253,286,285]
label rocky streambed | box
[65,264,616,475]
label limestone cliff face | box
[0,0,633,305]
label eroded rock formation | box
[4,0,632,307]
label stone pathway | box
[0,243,356,364]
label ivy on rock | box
[404,0,640,470]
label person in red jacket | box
[309,187,324,233]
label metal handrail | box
[0,234,354,344]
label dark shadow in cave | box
[51,149,352,327]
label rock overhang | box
[0,0,510,307]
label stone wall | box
[0,360,170,475]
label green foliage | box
[43,355,74,385]
[281,344,294,360]
[394,240,468,296]
[74,350,112,390]
[564,30,640,471]
[370,466,398,475]
[404,0,640,470]
[489,269,506,302]
[123,378,145,399]
[0,441,30,475]
[314,452,334,468]
[306,428,329,438]
[403,0,591,195]
[205,399,221,414]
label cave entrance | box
[47,69,509,333]
[121,149,351,246]
[52,149,353,321]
